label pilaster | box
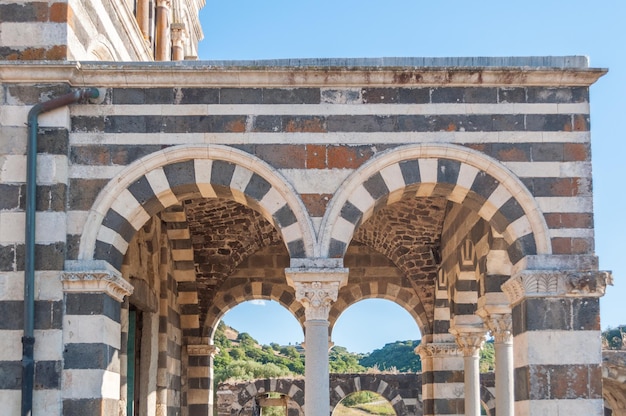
[415,342,464,416]
[186,338,219,416]
[502,258,612,415]
[60,262,133,415]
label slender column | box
[451,329,486,416]
[170,23,186,61]
[286,261,348,416]
[480,311,513,416]
[415,342,464,416]
[155,0,171,61]
[187,339,219,416]
[135,0,150,42]
[502,256,612,416]
[60,262,133,415]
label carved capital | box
[285,265,348,321]
[60,270,133,302]
[293,280,340,321]
[187,344,219,357]
[170,23,187,44]
[502,269,613,305]
[450,328,487,357]
[415,342,462,359]
[483,313,512,344]
[156,0,171,8]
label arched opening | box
[214,300,305,384]
[333,391,396,416]
[238,392,303,416]
[332,299,420,358]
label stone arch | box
[204,289,305,340]
[329,291,426,338]
[320,143,551,264]
[480,384,496,416]
[86,35,118,60]
[78,145,316,272]
[330,374,412,416]
[236,379,305,414]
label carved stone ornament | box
[483,313,513,344]
[60,270,133,302]
[170,23,187,43]
[187,344,220,357]
[501,269,613,305]
[415,342,462,359]
[450,328,487,357]
[294,281,341,321]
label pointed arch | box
[78,145,316,272]
[319,143,551,264]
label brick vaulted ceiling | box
[351,196,447,331]
[183,198,282,324]
[182,195,447,332]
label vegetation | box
[602,325,626,350]
[359,340,421,372]
[480,340,495,373]
[213,322,497,386]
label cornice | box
[60,270,133,302]
[0,61,607,88]
[502,269,613,306]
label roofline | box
[0,58,608,87]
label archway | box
[320,143,551,262]
[78,144,316,271]
[331,299,420,357]
[333,391,396,416]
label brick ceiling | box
[181,195,447,333]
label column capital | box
[60,268,133,302]
[156,0,171,8]
[292,280,342,321]
[171,23,186,41]
[502,269,612,305]
[285,262,348,321]
[450,327,487,357]
[415,342,462,359]
[483,313,513,344]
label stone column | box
[479,310,513,416]
[60,261,133,415]
[155,0,171,61]
[451,329,486,416]
[135,0,150,42]
[170,23,186,61]
[187,338,219,416]
[501,255,612,416]
[286,260,348,416]
[415,342,465,416]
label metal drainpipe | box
[23,88,99,416]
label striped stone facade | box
[0,0,203,61]
[0,57,613,415]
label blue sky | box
[197,1,626,354]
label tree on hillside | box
[359,340,422,372]
[329,346,366,373]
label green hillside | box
[213,321,497,384]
